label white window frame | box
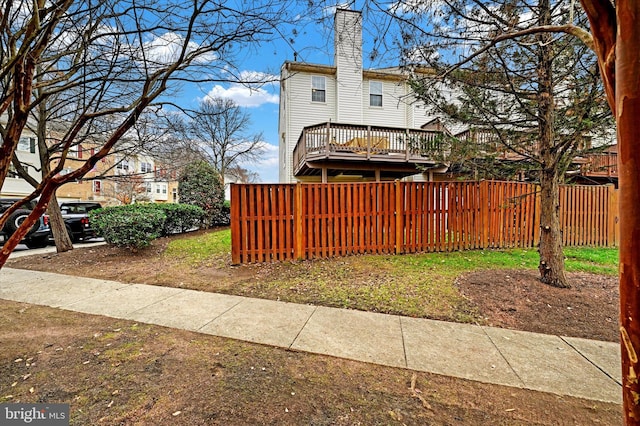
[311,76,326,103]
[93,180,102,194]
[17,137,36,153]
[116,159,129,172]
[141,162,152,173]
[369,81,383,107]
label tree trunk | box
[537,167,568,287]
[617,2,640,421]
[536,0,569,288]
[47,193,74,252]
[34,92,74,253]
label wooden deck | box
[292,122,447,181]
[580,152,618,178]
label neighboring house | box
[1,131,42,197]
[55,144,179,205]
[1,116,180,203]
[278,8,451,183]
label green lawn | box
[164,229,618,322]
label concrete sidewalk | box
[0,267,622,404]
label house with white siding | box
[278,8,449,183]
[0,123,43,197]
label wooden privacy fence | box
[230,181,619,264]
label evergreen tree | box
[178,161,225,228]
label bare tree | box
[227,165,260,184]
[179,97,266,184]
[0,0,294,266]
[107,173,148,205]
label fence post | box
[395,180,403,254]
[230,184,240,265]
[294,182,303,259]
[608,185,619,247]
[533,184,541,247]
[480,181,489,249]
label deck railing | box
[580,153,618,177]
[292,122,446,174]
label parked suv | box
[58,201,102,242]
[0,198,51,248]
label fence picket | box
[230,181,618,264]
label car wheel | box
[66,226,78,243]
[4,209,39,236]
[25,235,49,249]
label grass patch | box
[164,229,231,267]
[564,247,618,275]
[157,229,619,322]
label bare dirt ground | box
[2,233,622,424]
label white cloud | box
[204,70,279,108]
[143,32,216,66]
[237,142,280,183]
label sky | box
[170,2,388,184]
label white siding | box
[279,69,337,182]
[363,79,410,128]
[0,130,43,197]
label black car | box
[0,198,51,248]
[58,201,102,242]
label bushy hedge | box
[90,204,165,251]
[211,200,231,226]
[155,203,204,236]
[90,203,204,250]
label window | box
[93,180,102,194]
[141,162,153,173]
[17,137,36,153]
[116,159,129,171]
[172,188,178,203]
[145,182,152,193]
[370,81,383,107]
[311,76,326,102]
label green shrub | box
[211,200,231,226]
[155,203,204,236]
[90,204,166,251]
